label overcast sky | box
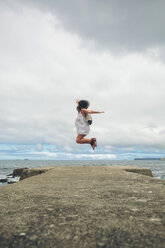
[0,0,165,160]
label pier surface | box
[0,166,164,248]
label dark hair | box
[77,100,90,112]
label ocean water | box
[0,160,165,187]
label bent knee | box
[76,138,80,144]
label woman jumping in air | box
[75,99,104,150]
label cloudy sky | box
[0,0,165,160]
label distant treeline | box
[134,158,165,160]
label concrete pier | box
[0,166,164,248]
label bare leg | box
[76,134,91,144]
[76,135,96,150]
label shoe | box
[90,138,97,150]
[90,139,95,150]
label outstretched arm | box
[82,108,104,114]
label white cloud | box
[29,151,57,158]
[35,143,43,151]
[0,4,165,156]
[64,153,117,160]
[73,154,117,159]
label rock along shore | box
[0,166,164,248]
